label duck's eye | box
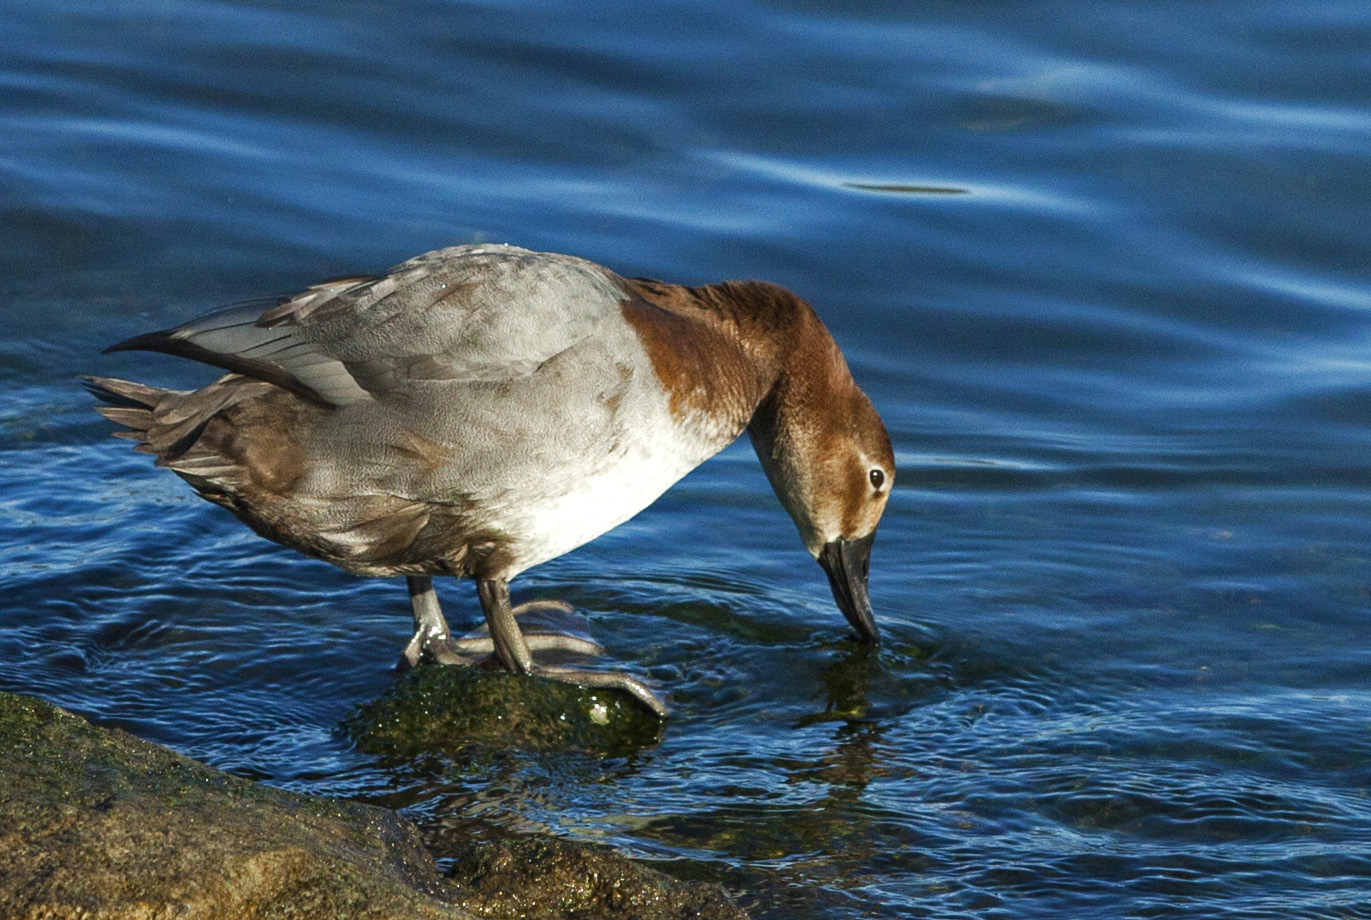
[869,468,885,491]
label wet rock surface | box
[437,824,747,920]
[0,690,746,920]
[0,691,468,920]
[347,664,666,757]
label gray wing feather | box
[104,245,628,408]
[106,302,371,406]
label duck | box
[87,244,895,716]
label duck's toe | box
[533,664,670,719]
[409,598,604,669]
[397,622,451,671]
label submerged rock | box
[437,824,748,920]
[0,691,745,920]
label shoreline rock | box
[0,691,747,920]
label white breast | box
[480,355,727,577]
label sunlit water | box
[4,1,1371,917]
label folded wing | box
[105,245,630,408]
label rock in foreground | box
[0,691,467,920]
[0,691,746,920]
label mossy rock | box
[347,665,664,758]
[438,826,748,920]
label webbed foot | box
[531,663,669,718]
[478,579,668,718]
[398,576,667,718]
[430,599,604,665]
[400,578,603,668]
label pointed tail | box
[83,375,207,460]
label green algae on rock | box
[440,830,748,920]
[346,664,665,758]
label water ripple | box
[3,0,1371,917]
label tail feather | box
[82,375,167,411]
[84,376,165,446]
[95,405,156,429]
[85,374,212,462]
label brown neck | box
[623,276,845,429]
[623,273,874,553]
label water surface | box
[3,1,1371,917]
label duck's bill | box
[818,533,880,646]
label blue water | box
[4,1,1371,916]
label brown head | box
[742,288,895,645]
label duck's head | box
[747,338,894,645]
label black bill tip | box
[817,533,880,646]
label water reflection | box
[797,644,883,725]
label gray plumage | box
[89,245,727,583]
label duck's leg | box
[477,578,669,718]
[400,575,452,669]
[401,576,604,669]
